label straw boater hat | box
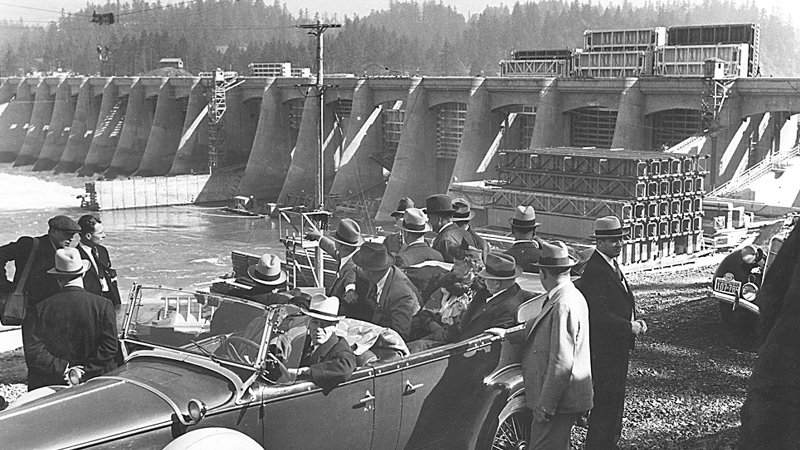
[247,253,288,286]
[47,247,90,276]
[509,205,540,229]
[423,194,455,215]
[533,241,578,269]
[452,198,475,222]
[478,252,523,280]
[329,218,365,247]
[303,293,344,322]
[391,197,415,219]
[397,208,432,233]
[353,242,395,271]
[590,216,629,238]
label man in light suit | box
[522,241,592,449]
[578,216,648,450]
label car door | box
[370,360,404,450]
[259,367,375,449]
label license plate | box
[714,278,741,295]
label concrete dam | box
[1,75,799,220]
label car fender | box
[162,427,262,450]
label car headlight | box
[741,283,758,301]
[187,399,207,423]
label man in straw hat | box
[502,241,593,449]
[425,194,463,263]
[307,218,364,307]
[24,247,119,390]
[452,198,489,261]
[352,242,420,340]
[578,216,647,450]
[444,252,533,343]
[383,197,415,255]
[278,294,356,390]
[504,205,543,273]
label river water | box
[0,168,284,298]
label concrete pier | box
[277,93,320,205]
[34,79,78,171]
[450,78,493,186]
[611,79,646,150]
[106,80,151,178]
[136,79,182,176]
[55,79,102,174]
[79,81,124,175]
[0,79,34,163]
[169,80,207,175]
[15,79,55,166]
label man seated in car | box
[281,294,356,389]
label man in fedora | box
[76,215,121,307]
[444,252,533,342]
[578,215,647,450]
[307,218,364,308]
[281,294,356,390]
[425,194,463,263]
[452,198,489,261]
[384,197,415,255]
[352,242,420,340]
[24,247,119,390]
[1,215,82,314]
[512,241,592,449]
[395,208,442,269]
[504,205,543,273]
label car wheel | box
[489,396,532,450]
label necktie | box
[613,260,623,282]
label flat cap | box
[48,215,81,233]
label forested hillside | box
[0,0,797,78]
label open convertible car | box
[0,284,545,450]
[712,214,798,332]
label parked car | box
[0,284,546,450]
[712,215,798,332]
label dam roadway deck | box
[1,75,799,216]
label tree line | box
[0,0,797,78]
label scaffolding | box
[206,69,243,171]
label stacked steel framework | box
[473,148,707,265]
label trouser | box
[585,350,630,450]
[530,412,575,450]
[739,387,800,450]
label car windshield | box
[123,286,273,368]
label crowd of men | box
[0,195,649,449]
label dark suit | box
[396,241,445,296]
[431,222,465,263]
[24,286,119,390]
[504,240,542,273]
[301,334,356,389]
[460,225,490,261]
[577,251,636,450]
[363,266,420,340]
[319,237,358,302]
[77,244,122,306]
[449,283,532,342]
[0,235,60,311]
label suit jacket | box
[461,225,490,261]
[77,244,122,306]
[431,222,466,263]
[301,335,356,389]
[0,234,60,311]
[24,286,119,390]
[363,266,420,340]
[395,241,443,269]
[319,237,358,301]
[383,232,403,255]
[577,251,636,355]
[450,283,532,342]
[521,282,593,415]
[504,240,542,273]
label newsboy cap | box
[48,215,81,233]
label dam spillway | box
[1,75,799,217]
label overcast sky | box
[1,0,798,27]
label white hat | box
[247,253,288,286]
[47,248,90,276]
[303,294,344,322]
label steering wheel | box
[224,336,260,365]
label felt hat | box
[452,198,475,222]
[423,194,455,215]
[47,247,90,276]
[303,293,344,322]
[590,216,629,238]
[391,197,415,219]
[48,215,81,233]
[478,252,523,280]
[330,218,365,247]
[397,208,432,233]
[353,242,395,271]
[533,241,578,268]
[509,205,540,229]
[247,253,288,286]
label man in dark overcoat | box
[578,216,648,450]
[76,215,122,307]
[451,198,489,262]
[394,208,444,295]
[425,194,463,263]
[383,197,414,255]
[504,205,543,273]
[25,247,118,390]
[307,218,364,315]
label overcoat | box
[504,240,542,273]
[319,237,358,301]
[431,222,465,263]
[362,266,420,340]
[0,235,60,310]
[449,283,532,342]
[301,334,356,389]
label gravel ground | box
[0,260,757,449]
